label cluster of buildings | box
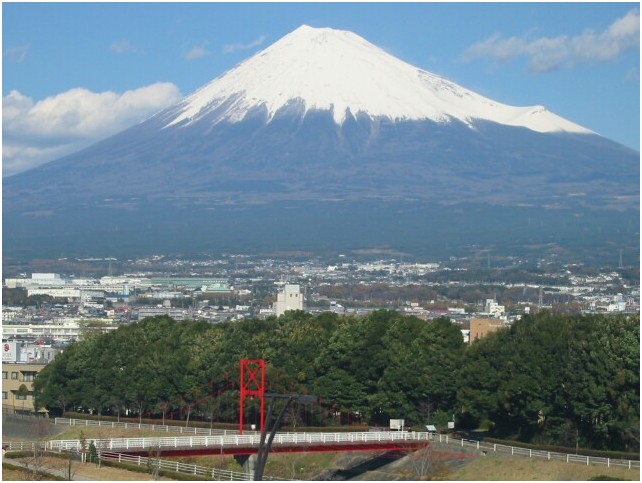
[2,255,638,415]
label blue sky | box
[3,2,640,176]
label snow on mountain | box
[166,25,592,134]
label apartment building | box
[469,317,506,342]
[274,284,304,317]
[2,363,48,414]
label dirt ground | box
[6,456,173,481]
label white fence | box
[5,430,639,471]
[429,433,640,470]
[99,451,288,481]
[55,417,238,436]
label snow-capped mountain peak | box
[166,25,592,134]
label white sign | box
[447,421,455,429]
[2,342,17,362]
[390,419,405,430]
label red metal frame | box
[239,359,266,434]
[120,440,434,457]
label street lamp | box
[254,392,317,481]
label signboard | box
[2,341,17,363]
[390,419,405,430]
[447,421,455,429]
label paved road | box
[2,414,65,441]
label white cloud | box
[5,44,30,63]
[461,9,640,73]
[3,83,182,176]
[3,144,77,178]
[625,67,640,82]
[111,39,137,54]
[184,45,211,61]
[222,35,267,54]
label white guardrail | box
[99,451,288,481]
[55,417,238,436]
[430,433,640,470]
[7,431,430,453]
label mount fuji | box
[3,25,639,259]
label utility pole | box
[254,393,317,481]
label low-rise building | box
[3,339,60,364]
[2,363,48,415]
[137,306,189,320]
[2,319,116,343]
[469,317,506,342]
[484,299,505,317]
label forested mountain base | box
[34,311,639,453]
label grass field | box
[452,453,639,481]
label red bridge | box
[8,431,431,457]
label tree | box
[562,315,639,450]
[87,441,98,464]
[405,444,451,480]
[63,451,78,480]
[456,313,639,451]
[372,315,464,425]
[17,384,29,413]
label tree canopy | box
[456,313,639,451]
[33,310,638,451]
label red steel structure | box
[239,359,266,434]
[120,439,434,457]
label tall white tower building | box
[274,284,303,317]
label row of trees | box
[459,312,639,451]
[33,311,638,451]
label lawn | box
[452,453,639,481]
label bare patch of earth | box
[11,456,173,481]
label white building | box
[27,288,81,299]
[484,299,505,317]
[330,301,346,314]
[5,273,66,289]
[137,307,189,320]
[2,319,116,342]
[2,339,60,364]
[274,284,304,317]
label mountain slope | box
[3,25,639,259]
[4,108,636,211]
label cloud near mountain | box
[461,8,640,73]
[2,82,182,176]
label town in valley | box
[3,251,638,365]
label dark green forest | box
[33,311,639,452]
